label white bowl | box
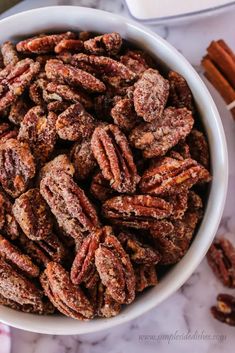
[0,6,228,335]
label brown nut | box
[96,283,121,318]
[84,32,122,56]
[91,124,140,193]
[120,50,153,76]
[55,39,84,53]
[111,98,140,132]
[8,96,29,125]
[0,138,35,198]
[187,129,210,169]
[211,293,235,326]
[38,154,75,183]
[168,70,194,111]
[129,107,194,158]
[134,265,158,292]
[0,189,19,239]
[90,171,116,202]
[1,41,19,66]
[70,138,97,180]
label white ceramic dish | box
[0,6,228,335]
[124,0,235,25]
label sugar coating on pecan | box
[0,234,39,277]
[16,32,76,54]
[211,293,235,326]
[207,238,235,288]
[70,138,97,180]
[0,189,19,239]
[18,106,57,164]
[129,107,194,158]
[0,122,18,143]
[55,39,84,54]
[13,188,53,241]
[0,257,44,310]
[45,59,106,93]
[166,192,188,220]
[91,124,140,193]
[139,157,211,196]
[8,96,29,125]
[187,129,210,169]
[111,98,140,132]
[47,100,71,113]
[96,283,121,318]
[0,138,35,198]
[120,50,153,76]
[41,261,94,320]
[40,171,100,245]
[95,233,135,304]
[84,32,122,56]
[38,154,75,182]
[102,195,173,229]
[168,70,194,111]
[134,265,158,292]
[1,41,19,66]
[56,103,96,142]
[133,68,169,122]
[90,171,116,202]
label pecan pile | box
[0,31,211,320]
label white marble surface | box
[1,1,235,352]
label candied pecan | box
[167,192,188,220]
[0,58,40,111]
[118,231,161,265]
[47,100,70,113]
[0,122,18,143]
[102,195,173,229]
[90,171,116,202]
[96,283,121,318]
[71,227,111,286]
[84,32,122,56]
[71,54,136,89]
[0,292,54,314]
[207,238,235,288]
[0,257,44,311]
[129,107,194,158]
[134,265,158,292]
[56,103,96,142]
[0,189,19,239]
[70,138,97,180]
[13,188,53,241]
[168,70,194,111]
[38,154,75,182]
[18,106,57,164]
[187,129,210,168]
[41,261,94,320]
[0,138,35,198]
[94,91,120,120]
[8,96,29,125]
[95,233,135,304]
[120,50,153,76]
[16,32,76,54]
[187,190,203,210]
[91,124,140,193]
[169,141,191,160]
[1,41,19,66]
[55,39,84,53]
[211,294,235,326]
[46,82,92,109]
[111,98,140,132]
[133,68,169,122]
[139,157,211,196]
[150,219,174,238]
[0,234,39,277]
[29,78,49,105]
[40,171,100,244]
[45,59,106,93]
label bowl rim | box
[0,5,228,335]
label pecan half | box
[134,265,158,292]
[13,188,53,241]
[8,96,29,125]
[55,39,84,54]
[90,171,116,202]
[18,106,57,164]
[38,154,75,182]
[95,233,135,304]
[102,195,173,229]
[40,171,100,245]
[111,98,140,132]
[0,122,18,143]
[129,107,194,158]
[45,59,106,93]
[16,32,76,54]
[133,68,169,122]
[84,32,122,56]
[71,226,111,286]
[70,138,97,180]
[187,129,210,169]
[91,124,140,193]
[207,238,235,288]
[1,41,19,66]
[56,103,96,142]
[40,261,94,320]
[211,294,235,326]
[139,157,211,196]
[168,70,194,111]
[0,234,39,277]
[96,283,121,318]
[0,257,44,311]
[47,100,70,113]
[0,189,19,239]
[0,138,35,198]
[120,50,153,76]
[167,192,188,220]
